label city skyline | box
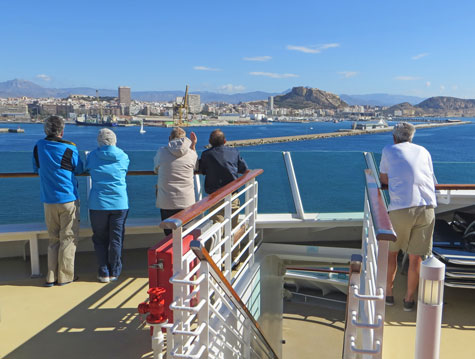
[2,1,475,98]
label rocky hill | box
[417,96,475,116]
[385,96,475,117]
[274,86,347,109]
[384,102,425,116]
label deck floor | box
[1,250,475,358]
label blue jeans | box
[90,209,129,278]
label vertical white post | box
[194,174,202,202]
[224,194,232,281]
[150,323,166,359]
[172,225,184,355]
[29,234,41,277]
[198,261,210,358]
[282,152,305,219]
[245,179,256,267]
[415,256,445,359]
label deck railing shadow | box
[3,273,153,359]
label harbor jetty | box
[225,121,471,147]
[0,128,25,133]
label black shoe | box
[385,296,395,306]
[44,281,57,287]
[403,298,415,312]
[57,276,79,286]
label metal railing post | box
[172,225,184,355]
[282,152,305,219]
[224,194,232,281]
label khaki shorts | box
[388,205,435,256]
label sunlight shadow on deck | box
[0,250,154,359]
[282,300,345,358]
[1,276,153,359]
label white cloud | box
[220,84,246,93]
[193,66,221,71]
[243,56,272,62]
[338,71,358,78]
[426,81,431,87]
[286,43,340,54]
[395,76,422,81]
[452,85,458,91]
[320,43,340,50]
[412,53,429,60]
[36,74,51,81]
[249,72,299,79]
[440,85,445,91]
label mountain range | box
[0,79,281,104]
[340,93,425,106]
[0,79,425,106]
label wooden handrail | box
[364,169,397,242]
[160,169,263,230]
[0,170,156,178]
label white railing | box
[189,240,279,359]
[157,170,275,359]
[343,169,396,358]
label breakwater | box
[0,128,25,133]
[225,121,471,147]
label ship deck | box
[1,249,475,358]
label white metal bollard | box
[415,256,445,359]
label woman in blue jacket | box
[86,128,130,283]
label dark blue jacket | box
[199,145,248,194]
[33,136,84,204]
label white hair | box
[393,122,415,143]
[169,127,186,140]
[97,128,117,146]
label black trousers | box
[160,208,183,236]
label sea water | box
[1,120,475,224]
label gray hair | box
[169,127,186,140]
[393,122,415,143]
[44,116,65,137]
[97,128,117,146]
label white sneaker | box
[109,276,118,282]
[98,276,110,283]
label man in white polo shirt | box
[379,122,437,311]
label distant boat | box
[76,114,118,127]
[139,122,146,134]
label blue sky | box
[2,0,475,97]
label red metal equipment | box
[138,230,200,325]
[138,287,167,324]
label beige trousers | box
[44,200,80,284]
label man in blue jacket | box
[199,129,248,239]
[33,116,83,286]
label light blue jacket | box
[86,145,129,210]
